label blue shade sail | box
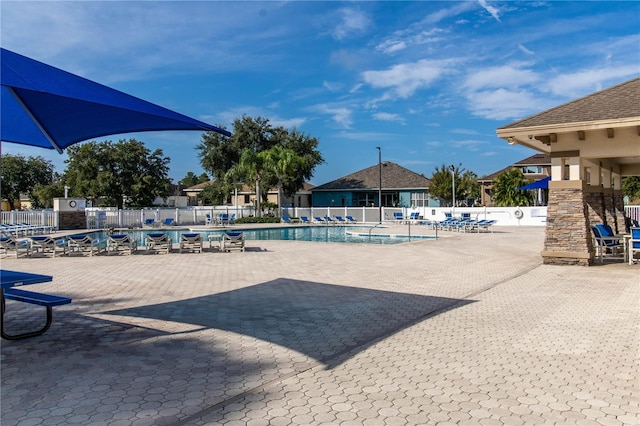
[517,176,551,190]
[1,48,230,153]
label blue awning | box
[518,176,550,190]
[1,48,230,153]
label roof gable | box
[313,162,431,191]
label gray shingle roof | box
[498,77,640,129]
[312,162,431,191]
[478,153,550,181]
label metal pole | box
[450,164,456,216]
[377,147,382,224]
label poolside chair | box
[592,224,624,263]
[220,231,245,252]
[629,227,640,265]
[345,215,357,223]
[0,236,31,258]
[205,214,213,225]
[163,217,175,226]
[313,216,326,224]
[334,216,347,224]
[229,213,236,225]
[300,216,311,224]
[282,216,293,224]
[475,219,496,233]
[179,233,203,254]
[143,218,156,227]
[393,212,404,223]
[107,234,138,255]
[29,235,68,257]
[145,233,172,254]
[324,216,336,225]
[67,234,106,257]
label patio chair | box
[179,233,203,254]
[282,216,293,224]
[592,224,624,263]
[67,234,106,257]
[334,216,347,224]
[29,235,68,257]
[145,233,172,254]
[0,236,31,258]
[393,212,404,223]
[345,215,357,223]
[313,216,326,224]
[143,218,156,227]
[107,234,138,255]
[300,216,311,224]
[220,231,245,252]
[324,216,336,225]
[163,217,175,226]
[629,227,640,265]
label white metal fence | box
[3,205,639,231]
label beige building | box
[497,77,640,265]
[184,180,313,208]
[478,153,551,207]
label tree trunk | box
[255,178,261,217]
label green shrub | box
[235,216,281,224]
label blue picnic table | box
[1,269,71,340]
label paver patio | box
[1,226,638,425]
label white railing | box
[0,209,58,230]
[84,206,256,229]
[281,206,548,226]
[625,205,640,224]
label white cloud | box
[311,104,354,128]
[546,66,640,98]
[518,44,535,55]
[362,59,454,99]
[331,8,371,40]
[478,0,501,22]
[372,112,405,124]
[466,88,551,120]
[420,2,477,25]
[464,65,540,91]
[376,29,445,55]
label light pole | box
[449,164,456,215]
[377,147,382,224]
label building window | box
[521,165,542,174]
[244,194,250,204]
[410,192,428,207]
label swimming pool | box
[80,226,433,245]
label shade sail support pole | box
[7,87,64,153]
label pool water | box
[81,226,432,245]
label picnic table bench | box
[1,270,72,340]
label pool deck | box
[1,225,638,425]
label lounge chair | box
[345,215,357,223]
[107,234,138,255]
[67,234,106,256]
[282,216,293,224]
[313,216,326,224]
[629,227,640,265]
[179,233,203,254]
[145,233,172,254]
[300,216,311,224]
[324,216,336,225]
[475,219,496,233]
[143,218,155,227]
[334,216,347,224]
[393,212,404,223]
[0,236,31,258]
[592,224,624,263]
[220,231,245,252]
[163,217,175,226]
[29,235,68,257]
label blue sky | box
[2,1,639,186]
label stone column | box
[542,182,593,266]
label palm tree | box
[226,148,265,216]
[260,146,302,213]
[492,168,534,207]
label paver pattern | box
[1,225,638,425]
